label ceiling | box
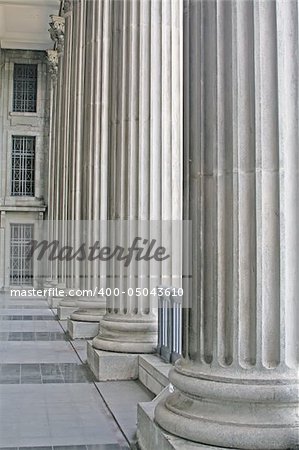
[0,0,60,50]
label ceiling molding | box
[0,1,60,50]
[0,0,59,7]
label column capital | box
[45,49,58,80]
[49,15,65,54]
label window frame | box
[9,223,34,286]
[8,59,44,118]
[6,132,42,201]
[11,135,36,197]
[12,63,38,113]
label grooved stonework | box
[44,1,298,448]
[154,1,299,449]
[47,0,183,351]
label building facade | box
[0,48,50,290]
[0,0,297,449]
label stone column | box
[61,0,73,289]
[155,1,299,449]
[68,0,85,289]
[91,0,183,356]
[68,0,109,328]
[45,49,58,289]
[56,1,82,319]
[48,14,65,292]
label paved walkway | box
[0,294,141,450]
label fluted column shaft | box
[61,3,73,287]
[48,13,65,287]
[155,1,299,449]
[67,0,86,289]
[92,0,183,353]
[78,0,110,290]
[69,0,109,321]
[45,50,58,283]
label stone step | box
[138,354,171,395]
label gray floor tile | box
[0,316,55,321]
[0,447,19,449]
[19,447,53,450]
[54,446,87,450]
[0,309,52,316]
[0,296,130,449]
[0,321,62,333]
[0,342,80,364]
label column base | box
[138,389,229,450]
[70,297,106,322]
[87,341,140,380]
[92,313,158,353]
[58,297,77,308]
[155,362,299,450]
[70,309,105,322]
[138,388,243,450]
[67,318,99,339]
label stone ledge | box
[87,341,140,381]
[67,318,99,339]
[138,354,171,395]
[48,296,63,308]
[57,305,77,320]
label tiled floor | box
[0,316,55,321]
[0,294,129,449]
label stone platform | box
[87,341,140,381]
[48,296,63,308]
[67,318,100,339]
[57,305,77,320]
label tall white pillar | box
[155,1,299,449]
[48,14,65,289]
[44,49,58,287]
[68,0,109,323]
[68,0,86,290]
[92,0,183,354]
[57,0,89,315]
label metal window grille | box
[10,224,34,286]
[11,136,35,196]
[158,287,182,363]
[13,64,37,112]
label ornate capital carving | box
[46,49,59,80]
[49,15,65,54]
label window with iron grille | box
[10,224,34,286]
[11,136,35,197]
[13,64,37,112]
